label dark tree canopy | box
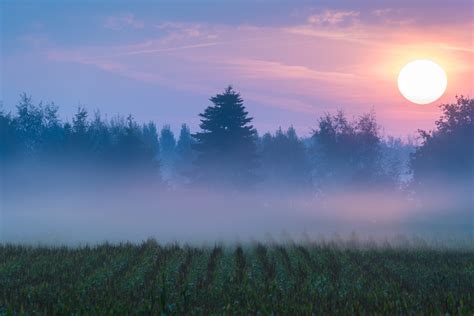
[311,110,395,190]
[259,126,311,191]
[1,95,161,184]
[3,90,466,196]
[174,124,196,184]
[159,124,177,180]
[411,96,474,185]
[159,125,176,162]
[176,124,193,159]
[193,86,258,188]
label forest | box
[1,87,472,191]
[1,87,473,243]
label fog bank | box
[2,170,472,247]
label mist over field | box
[2,165,472,246]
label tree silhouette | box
[174,124,195,184]
[15,93,44,155]
[70,106,89,156]
[310,111,391,190]
[87,111,111,160]
[176,124,193,159]
[0,108,17,161]
[193,86,258,188]
[411,96,473,186]
[142,122,160,159]
[259,126,311,191]
[159,125,176,180]
[41,102,64,156]
[5,92,467,196]
[159,125,176,162]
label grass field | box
[1,239,473,315]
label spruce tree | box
[159,124,176,180]
[175,124,195,184]
[193,86,257,188]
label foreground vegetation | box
[1,240,473,315]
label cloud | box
[307,10,359,26]
[370,8,415,26]
[156,22,202,37]
[371,8,393,17]
[104,13,144,30]
[284,26,371,45]
[223,58,354,82]
[111,42,218,57]
[48,50,166,84]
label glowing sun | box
[397,59,447,104]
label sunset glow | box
[2,1,473,136]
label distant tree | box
[15,93,44,155]
[159,125,176,180]
[411,96,474,186]
[354,111,384,182]
[100,114,159,181]
[70,106,89,154]
[193,86,258,188]
[41,102,64,156]
[0,107,17,161]
[311,110,393,190]
[142,122,160,158]
[2,95,164,189]
[174,123,195,184]
[139,121,161,181]
[176,124,193,158]
[121,115,144,162]
[380,136,415,185]
[159,125,176,163]
[72,106,88,135]
[259,126,311,191]
[87,111,110,160]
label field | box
[1,239,473,315]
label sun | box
[397,59,447,105]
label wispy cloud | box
[110,42,218,57]
[223,58,354,82]
[104,13,144,30]
[307,10,359,26]
[284,26,372,45]
[370,8,415,26]
[156,22,202,37]
[440,45,474,54]
[371,8,393,17]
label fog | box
[1,95,472,247]
[2,166,472,248]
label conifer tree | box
[175,124,195,183]
[193,86,257,188]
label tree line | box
[1,87,472,193]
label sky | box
[1,0,473,137]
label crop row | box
[0,240,473,314]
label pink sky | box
[2,2,473,137]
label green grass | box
[1,240,473,315]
